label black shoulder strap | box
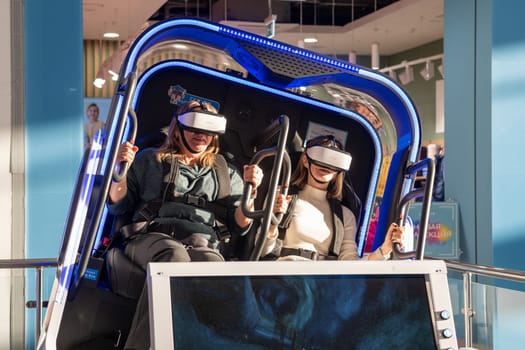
[205,154,231,224]
[329,198,345,256]
[161,156,179,202]
[277,186,299,239]
[214,154,231,199]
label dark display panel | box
[169,274,436,349]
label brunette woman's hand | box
[380,223,404,255]
[273,193,291,214]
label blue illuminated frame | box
[121,20,420,166]
[38,17,429,350]
[133,61,382,253]
[117,17,422,252]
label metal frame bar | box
[0,259,57,347]
[443,258,525,348]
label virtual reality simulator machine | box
[37,18,456,350]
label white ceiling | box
[83,0,443,57]
[83,0,166,41]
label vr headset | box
[306,146,352,172]
[177,110,227,135]
[305,136,352,172]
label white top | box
[263,184,358,260]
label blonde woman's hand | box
[117,141,139,164]
[243,164,264,189]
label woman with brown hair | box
[263,134,403,261]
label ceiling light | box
[348,50,357,64]
[93,78,106,88]
[371,42,380,70]
[264,14,277,38]
[398,62,414,85]
[103,32,120,39]
[419,60,435,81]
[108,70,119,81]
[303,37,318,43]
[388,69,397,81]
[378,54,443,82]
[173,43,188,50]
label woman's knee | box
[125,232,224,264]
[126,233,190,264]
[187,247,225,262]
[153,239,191,262]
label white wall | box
[0,0,12,347]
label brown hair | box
[157,100,221,168]
[290,136,345,200]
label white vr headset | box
[177,111,227,135]
[306,145,352,172]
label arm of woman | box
[260,193,290,256]
[338,207,359,260]
[233,164,263,229]
[109,141,138,204]
[366,223,404,260]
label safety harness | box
[277,185,345,258]
[118,153,232,242]
[116,103,233,243]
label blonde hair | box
[157,100,221,168]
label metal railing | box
[3,256,525,349]
[0,258,57,346]
[442,259,525,349]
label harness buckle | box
[184,194,207,208]
[280,247,318,260]
[214,222,231,242]
[137,201,162,222]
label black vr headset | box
[305,135,352,172]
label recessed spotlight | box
[103,32,120,39]
[173,44,188,50]
[303,37,318,43]
[93,78,106,88]
[108,70,119,81]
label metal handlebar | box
[112,108,138,182]
[69,72,138,298]
[245,115,291,261]
[241,148,291,223]
[393,157,436,260]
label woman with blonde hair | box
[108,100,264,349]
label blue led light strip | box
[218,26,360,73]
